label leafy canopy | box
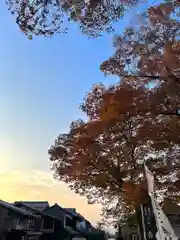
[7,0,141,38]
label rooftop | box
[14,201,49,211]
[0,199,36,217]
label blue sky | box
[0,0,144,172]
[0,0,157,224]
[0,1,118,172]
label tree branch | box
[122,74,176,80]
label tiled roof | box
[14,202,50,218]
[14,201,49,211]
[0,199,35,217]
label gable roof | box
[0,200,35,217]
[46,204,85,221]
[14,202,52,219]
[43,205,85,226]
[43,203,65,220]
[43,204,101,237]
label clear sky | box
[0,0,155,226]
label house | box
[14,201,59,240]
[13,201,103,240]
[0,200,41,240]
[14,201,94,240]
[42,203,88,240]
[0,201,9,238]
[43,204,106,240]
[1,200,106,240]
[1,201,83,240]
[63,207,107,240]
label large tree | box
[48,1,180,221]
[6,0,140,38]
[49,80,180,218]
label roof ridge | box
[14,202,48,214]
[18,201,49,203]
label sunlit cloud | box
[0,169,102,225]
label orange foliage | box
[49,79,180,218]
[123,181,148,206]
[100,0,180,84]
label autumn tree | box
[6,0,140,39]
[48,82,145,219]
[100,0,180,92]
[102,0,180,205]
[49,78,180,220]
[48,1,180,221]
[99,0,180,204]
